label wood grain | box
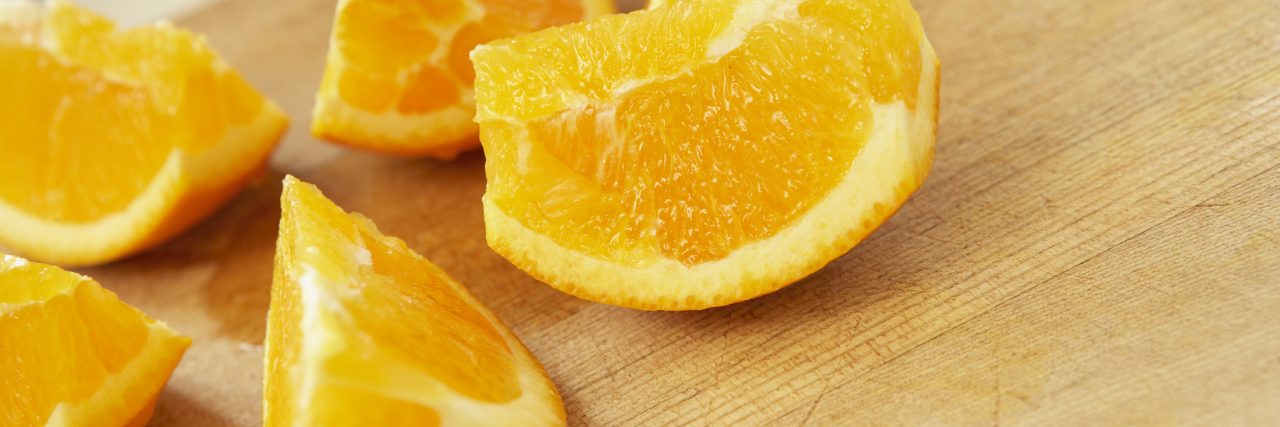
[65,0,1280,425]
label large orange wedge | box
[474,0,939,310]
[0,1,288,266]
[0,254,191,426]
[264,177,564,426]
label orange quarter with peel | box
[474,0,939,310]
[311,0,613,158]
[264,177,564,426]
[0,254,190,427]
[0,1,288,267]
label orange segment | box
[311,0,613,158]
[473,0,940,309]
[799,0,922,107]
[0,2,288,267]
[397,65,461,114]
[0,42,171,223]
[347,224,520,403]
[336,0,437,74]
[524,19,872,265]
[339,67,400,112]
[0,254,191,427]
[264,176,565,426]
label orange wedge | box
[264,176,564,426]
[473,0,939,310]
[311,0,613,157]
[0,254,191,426]
[0,1,288,267]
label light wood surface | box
[72,0,1280,425]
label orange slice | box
[264,176,564,426]
[0,254,191,426]
[473,0,939,310]
[311,0,614,158]
[0,1,288,267]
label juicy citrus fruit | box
[0,254,191,426]
[0,1,289,267]
[473,0,940,310]
[311,0,614,158]
[264,176,564,426]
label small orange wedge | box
[311,0,613,157]
[0,1,288,266]
[0,254,191,426]
[264,177,564,426]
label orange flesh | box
[476,0,923,266]
[336,0,438,76]
[268,178,521,425]
[327,0,586,116]
[0,259,149,426]
[0,4,264,223]
[0,45,169,222]
[398,65,461,113]
[475,0,585,29]
[351,224,519,403]
[338,66,400,112]
[265,221,303,426]
[307,383,443,426]
[445,19,509,84]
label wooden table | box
[80,0,1280,425]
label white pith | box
[704,0,798,58]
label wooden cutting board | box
[75,0,1280,425]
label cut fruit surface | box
[0,254,191,427]
[264,176,564,426]
[473,0,939,310]
[311,0,614,158]
[0,1,289,267]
